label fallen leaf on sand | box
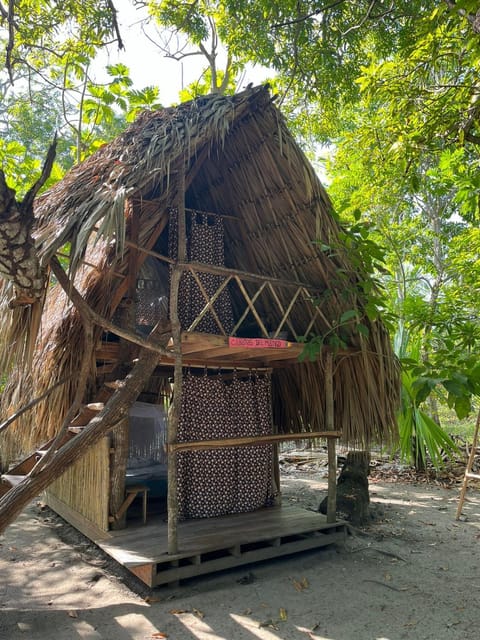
[259,619,278,630]
[169,609,189,615]
[279,608,288,621]
[193,608,205,619]
[145,596,162,604]
[67,610,78,618]
[293,577,309,591]
[151,633,168,638]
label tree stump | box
[319,451,371,526]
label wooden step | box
[97,383,118,398]
[0,474,26,498]
[70,402,105,427]
[68,426,85,434]
[1,474,25,487]
[9,457,39,475]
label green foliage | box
[147,0,246,96]
[2,0,121,80]
[76,64,163,160]
[395,329,459,470]
[1,0,480,463]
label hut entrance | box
[177,369,275,519]
[126,401,168,506]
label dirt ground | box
[1,455,480,640]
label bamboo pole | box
[168,430,341,452]
[167,167,186,555]
[109,417,129,530]
[0,376,72,435]
[110,207,139,529]
[325,351,337,523]
[122,238,320,291]
[456,407,480,520]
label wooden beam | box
[188,269,228,335]
[185,207,241,222]
[177,261,321,291]
[168,430,342,453]
[109,417,129,530]
[51,258,170,357]
[167,168,186,555]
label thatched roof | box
[0,85,399,466]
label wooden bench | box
[112,484,149,525]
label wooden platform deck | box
[95,505,347,587]
[97,331,308,369]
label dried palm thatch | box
[0,85,399,468]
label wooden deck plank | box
[97,505,345,567]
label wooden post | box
[456,407,480,520]
[109,203,139,529]
[109,417,129,529]
[167,168,186,554]
[325,351,337,523]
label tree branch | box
[444,0,480,34]
[20,135,57,216]
[465,131,480,145]
[106,0,125,50]
[5,0,15,83]
[272,0,345,29]
[50,256,171,357]
[341,0,378,36]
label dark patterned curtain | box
[177,371,275,519]
[169,209,234,334]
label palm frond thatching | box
[0,85,399,468]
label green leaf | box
[356,323,369,337]
[454,396,471,420]
[339,310,358,324]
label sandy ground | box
[1,464,480,640]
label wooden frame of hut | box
[0,86,399,587]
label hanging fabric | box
[168,208,234,334]
[177,371,275,519]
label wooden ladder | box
[456,409,480,520]
[0,385,115,499]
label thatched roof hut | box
[0,84,399,469]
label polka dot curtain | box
[177,371,275,519]
[169,209,234,334]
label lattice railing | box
[180,263,329,340]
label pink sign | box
[228,337,289,349]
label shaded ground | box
[1,454,480,640]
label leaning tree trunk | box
[0,139,56,306]
[0,322,170,534]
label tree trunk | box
[0,322,170,534]
[0,171,45,304]
[0,140,56,305]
